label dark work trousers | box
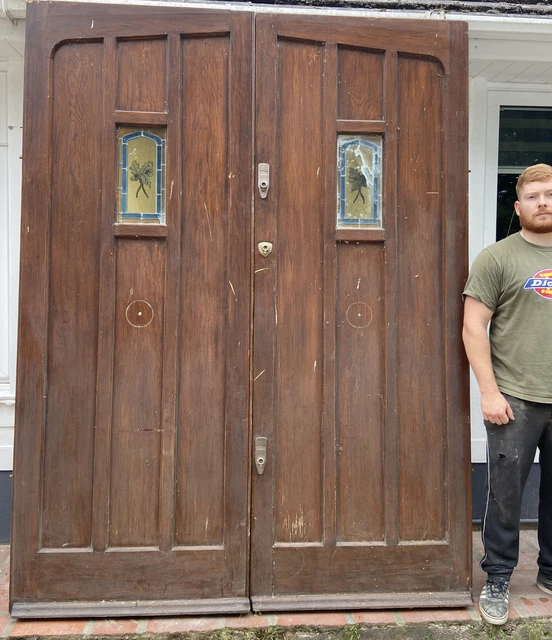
[481,393,552,583]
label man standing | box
[463,163,552,625]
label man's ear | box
[514,201,521,218]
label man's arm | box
[462,295,514,425]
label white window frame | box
[0,55,23,470]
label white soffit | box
[0,0,25,22]
[469,20,552,84]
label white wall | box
[0,18,24,470]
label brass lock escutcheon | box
[258,242,273,258]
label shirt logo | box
[524,269,552,299]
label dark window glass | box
[498,108,552,168]
[496,107,552,241]
[496,173,521,241]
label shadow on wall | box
[0,472,10,543]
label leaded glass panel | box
[117,127,166,224]
[337,135,382,228]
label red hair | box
[516,163,552,198]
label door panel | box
[338,48,384,121]
[41,41,103,549]
[117,39,167,112]
[397,56,445,541]
[274,39,325,545]
[176,35,232,548]
[251,14,470,609]
[12,3,252,616]
[336,243,385,543]
[109,239,165,547]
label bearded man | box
[463,163,552,625]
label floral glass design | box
[117,127,166,223]
[337,135,382,228]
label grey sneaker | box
[479,579,509,625]
[536,571,552,596]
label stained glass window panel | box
[117,127,166,224]
[337,135,382,228]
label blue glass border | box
[338,137,381,226]
[118,129,165,223]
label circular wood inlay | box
[346,302,373,329]
[125,300,154,328]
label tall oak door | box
[11,3,253,617]
[250,15,471,609]
[11,2,470,617]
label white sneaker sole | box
[479,602,508,626]
[536,579,552,596]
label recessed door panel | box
[41,41,102,550]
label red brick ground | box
[0,529,550,635]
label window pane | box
[337,135,382,228]
[496,173,521,241]
[117,127,166,224]
[498,108,552,168]
[496,108,552,241]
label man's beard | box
[519,210,552,234]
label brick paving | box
[0,529,550,636]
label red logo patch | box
[523,269,552,300]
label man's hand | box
[481,390,514,425]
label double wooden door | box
[11,2,471,617]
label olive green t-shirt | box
[463,232,552,403]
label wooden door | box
[251,15,471,610]
[11,2,253,617]
[12,3,470,617]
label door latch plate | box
[255,436,267,475]
[258,163,270,198]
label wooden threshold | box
[251,591,473,612]
[11,598,251,619]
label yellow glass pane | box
[117,127,166,224]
